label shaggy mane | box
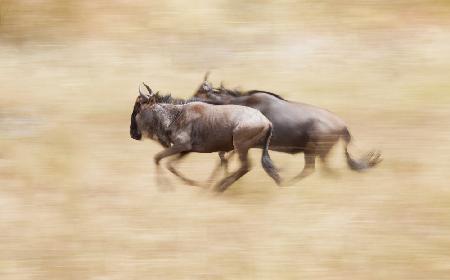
[215,88,285,101]
[153,91,202,105]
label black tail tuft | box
[261,125,281,185]
[342,128,382,171]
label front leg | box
[166,152,202,187]
[154,144,191,189]
[154,144,191,165]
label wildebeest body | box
[142,102,270,153]
[131,83,281,192]
[193,75,382,182]
[228,93,347,153]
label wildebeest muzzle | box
[130,128,142,140]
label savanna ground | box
[1,1,450,279]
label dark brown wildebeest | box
[192,74,382,182]
[130,83,281,192]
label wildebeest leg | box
[213,125,269,192]
[205,151,233,187]
[166,152,202,187]
[155,164,174,191]
[214,150,250,192]
[154,144,191,188]
[219,151,235,175]
[318,139,339,176]
[205,161,223,187]
[154,144,190,165]
[288,151,316,184]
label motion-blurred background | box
[1,1,450,279]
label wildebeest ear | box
[139,82,153,101]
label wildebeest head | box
[193,72,236,104]
[130,83,156,140]
[193,71,214,99]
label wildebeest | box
[193,73,382,182]
[130,83,281,192]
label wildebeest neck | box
[153,91,201,105]
[142,104,183,147]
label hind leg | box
[204,153,230,188]
[213,126,266,192]
[204,151,236,188]
[214,149,250,192]
[289,151,316,183]
[317,139,339,176]
[284,138,318,185]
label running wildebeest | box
[130,83,281,192]
[192,73,382,183]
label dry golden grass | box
[1,1,450,279]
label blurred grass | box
[1,1,450,279]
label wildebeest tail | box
[261,124,281,185]
[342,128,382,171]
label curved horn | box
[142,82,154,96]
[139,83,151,100]
[203,71,210,81]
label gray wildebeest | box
[192,73,382,183]
[130,83,281,192]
